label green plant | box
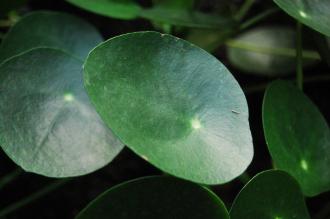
[0,0,330,218]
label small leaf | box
[84,31,253,184]
[230,170,310,219]
[76,176,229,219]
[0,11,103,63]
[0,48,124,177]
[262,80,330,196]
[274,0,330,37]
[66,0,141,20]
[227,26,319,76]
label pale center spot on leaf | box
[191,117,202,130]
[300,159,309,171]
[274,216,282,219]
[299,11,308,18]
[63,93,75,102]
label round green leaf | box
[66,0,141,20]
[274,0,330,37]
[227,26,319,76]
[0,11,103,63]
[263,80,330,196]
[230,170,310,219]
[84,31,253,184]
[76,176,229,219]
[0,48,124,177]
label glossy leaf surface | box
[0,11,102,63]
[84,31,253,184]
[227,26,318,76]
[0,48,124,177]
[230,170,310,219]
[274,0,330,36]
[76,176,229,219]
[263,80,330,196]
[66,0,141,20]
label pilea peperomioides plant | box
[0,0,329,218]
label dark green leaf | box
[76,176,229,219]
[274,0,330,37]
[152,0,194,9]
[66,0,141,20]
[84,31,253,184]
[227,26,319,76]
[140,7,236,29]
[0,11,103,63]
[230,170,310,219]
[263,80,330,196]
[0,48,124,177]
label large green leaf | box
[84,31,253,184]
[227,26,319,76]
[0,48,124,177]
[76,176,229,219]
[274,0,330,37]
[230,170,310,219]
[262,80,330,196]
[0,11,103,63]
[66,0,141,20]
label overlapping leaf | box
[76,176,229,219]
[0,11,124,177]
[230,170,310,219]
[227,26,319,76]
[84,31,253,184]
[0,11,103,63]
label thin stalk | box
[239,8,279,31]
[225,40,320,60]
[0,179,71,218]
[244,74,330,94]
[0,168,23,190]
[296,21,303,90]
[235,0,256,21]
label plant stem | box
[238,172,251,184]
[225,40,320,60]
[0,168,23,190]
[235,0,256,21]
[296,21,303,90]
[244,74,330,94]
[239,8,279,31]
[0,179,71,218]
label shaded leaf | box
[140,7,236,29]
[76,176,229,219]
[227,26,319,76]
[66,0,141,20]
[84,31,253,184]
[230,170,310,219]
[262,80,330,196]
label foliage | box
[0,0,329,218]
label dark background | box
[0,0,329,218]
